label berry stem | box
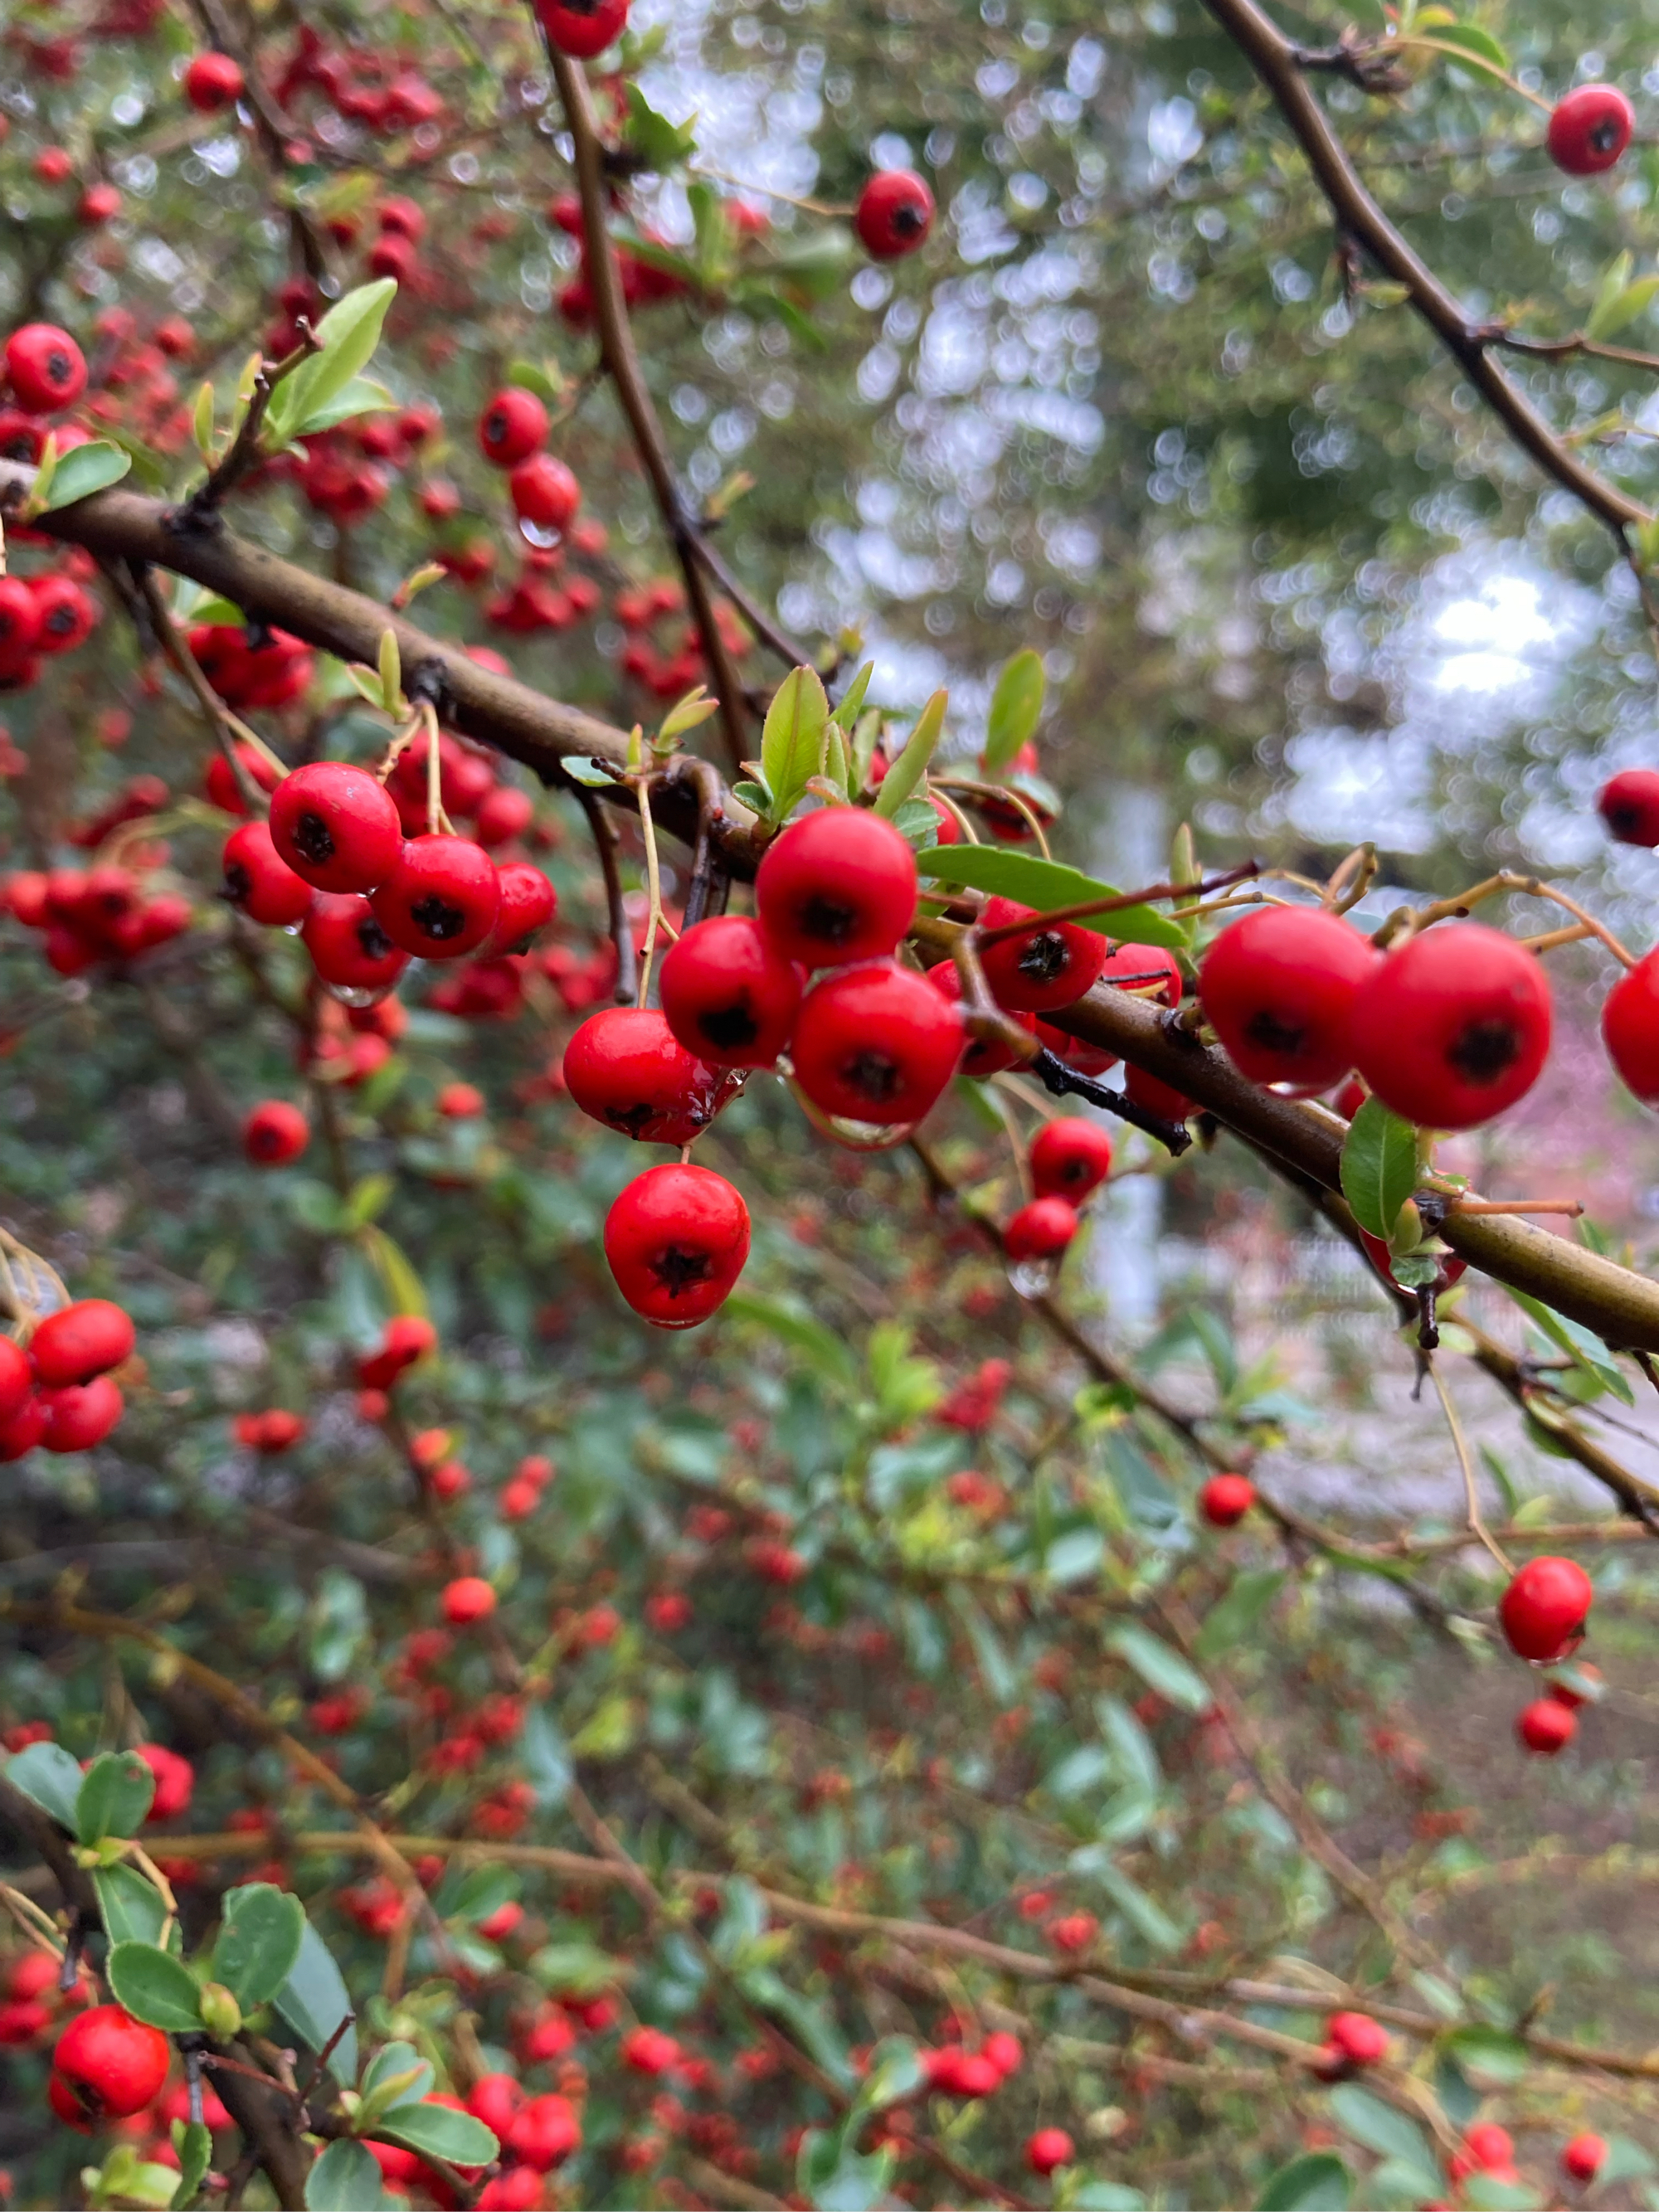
[1428,1358,1515,1575]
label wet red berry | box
[1518,1697,1575,1754]
[1547,83,1633,175]
[244,1100,310,1165]
[1029,1117,1112,1201]
[303,893,409,992]
[1601,948,1659,1106]
[854,170,935,259]
[1199,907,1377,1091]
[509,454,581,532]
[1500,1555,1593,1662]
[478,387,547,466]
[604,1162,751,1328]
[1597,766,1659,845]
[1003,1196,1078,1263]
[480,859,556,955]
[563,1007,728,1143]
[5,323,87,414]
[755,808,917,968]
[41,1376,124,1452]
[926,959,1036,1075]
[51,2006,169,2118]
[270,762,402,895]
[222,820,313,927]
[790,960,962,1126]
[534,0,629,59]
[979,896,1107,1014]
[183,51,244,109]
[371,835,501,959]
[659,916,802,1068]
[29,1299,134,1388]
[1200,1473,1254,1526]
[1350,924,1551,1130]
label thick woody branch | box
[1203,0,1652,542]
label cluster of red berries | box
[544,188,696,329]
[0,1296,134,1461]
[474,386,581,535]
[271,26,443,146]
[3,859,189,976]
[614,571,752,699]
[189,621,314,711]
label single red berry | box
[475,785,536,847]
[1601,948,1659,1106]
[659,916,803,1067]
[0,1337,31,1426]
[80,185,122,227]
[135,1743,194,1821]
[1004,1196,1078,1263]
[479,859,555,955]
[222,821,313,927]
[270,763,402,896]
[1518,1697,1576,1755]
[371,836,501,960]
[1123,1061,1194,1124]
[1563,2134,1607,2185]
[0,577,41,672]
[1326,2011,1388,2067]
[535,0,629,56]
[506,2091,582,2171]
[1500,1555,1593,1662]
[203,738,282,819]
[926,959,1037,1075]
[790,960,963,1126]
[29,1300,134,1388]
[603,1162,751,1329]
[621,2025,679,2074]
[509,454,581,532]
[1029,1117,1113,1200]
[979,896,1107,1014]
[1025,2127,1073,2178]
[183,51,244,110]
[981,2030,1023,2078]
[244,1100,309,1165]
[1465,2126,1515,2175]
[1597,766,1659,845]
[755,807,917,968]
[5,323,87,414]
[1547,83,1633,175]
[1200,1473,1254,1527]
[1199,907,1378,1091]
[478,387,547,466]
[41,1377,124,1453]
[29,572,97,655]
[563,1007,728,1144]
[467,2073,523,2136]
[302,893,410,992]
[1350,924,1551,1130]
[441,1575,496,1626]
[52,2006,169,2119]
[377,195,427,243]
[855,170,935,259]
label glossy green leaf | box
[269,280,397,440]
[95,1862,169,1947]
[272,1919,358,2083]
[1339,1096,1419,1241]
[107,1941,204,2032]
[872,689,946,819]
[371,2101,498,2168]
[304,2139,386,2211]
[171,2122,213,2212]
[1256,2152,1352,2210]
[722,1293,859,1388]
[76,1749,155,1844]
[5,1739,87,1829]
[1107,1623,1212,1714]
[1439,2023,1528,2083]
[912,846,1186,947]
[1431,22,1509,69]
[983,647,1045,773]
[359,2039,435,2117]
[1327,2083,1440,2185]
[213,1884,306,2011]
[761,665,830,821]
[40,440,133,510]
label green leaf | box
[1107,1623,1212,1714]
[722,1293,859,1388]
[912,846,1186,949]
[1439,2023,1528,2083]
[371,2101,499,2169]
[830,661,873,734]
[171,2122,213,2212]
[359,1228,428,1322]
[983,648,1045,774]
[1588,271,1659,343]
[1431,21,1509,69]
[872,690,947,821]
[272,1919,358,2083]
[505,358,563,406]
[304,2139,386,2211]
[440,1862,519,1925]
[1327,2083,1440,2186]
[1339,1096,1419,1241]
[213,1884,306,2011]
[1593,2137,1657,2186]
[848,2035,923,2117]
[76,1749,156,1844]
[108,1941,204,2032]
[268,280,397,442]
[622,83,698,170]
[1506,1287,1634,1403]
[289,376,396,439]
[1256,2152,1352,2210]
[95,1862,169,1947]
[528,1939,620,1996]
[360,2039,435,2114]
[1194,1569,1287,1660]
[1092,1858,1184,1951]
[558,754,620,789]
[40,440,133,510]
[520,1704,572,1808]
[1586,250,1634,342]
[5,1739,89,1829]
[761,665,830,822]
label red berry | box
[0,577,41,673]
[1547,1660,1602,1709]
[1518,1697,1576,1754]
[1597,766,1659,845]
[755,808,917,968]
[1465,2125,1515,2174]
[0,1337,31,1425]
[136,1743,194,1821]
[441,1575,496,1626]
[1601,948,1659,1106]
[1200,1473,1254,1527]
[855,170,935,259]
[1029,1116,1113,1201]
[437,1082,484,1120]
[790,961,963,1126]
[1025,2127,1073,2178]
[479,859,555,955]
[621,2025,679,2074]
[1199,907,1377,1091]
[603,1162,751,1329]
[1499,1555,1593,1662]
[467,2073,523,2135]
[29,1300,134,1388]
[52,2006,169,2119]
[41,1377,124,1453]
[478,388,547,467]
[509,454,581,532]
[183,51,244,110]
[563,1008,728,1144]
[1547,83,1633,175]
[80,186,121,227]
[979,896,1107,1015]
[203,739,282,819]
[506,2091,581,2171]
[475,785,536,847]
[222,821,313,927]
[302,893,410,992]
[1004,1196,1078,1263]
[1326,2011,1388,2067]
[1350,925,1551,1131]
[926,959,1036,1075]
[5,323,87,414]
[0,1397,49,1460]
[1563,2133,1607,2184]
[659,916,803,1068]
[270,763,402,896]
[1123,1062,1194,1125]
[377,195,426,243]
[29,572,97,656]
[372,836,501,960]
[981,2030,1022,2078]
[244,1100,309,1166]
